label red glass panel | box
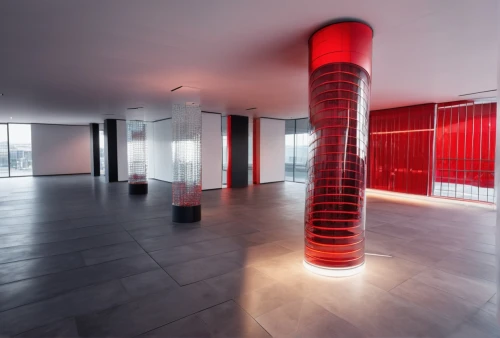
[367,104,435,195]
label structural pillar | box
[227,115,249,188]
[304,21,373,276]
[89,123,100,176]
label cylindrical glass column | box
[304,22,373,276]
[127,120,148,195]
[172,103,202,223]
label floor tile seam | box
[118,221,184,288]
[433,264,497,284]
[0,262,160,315]
[133,298,232,338]
[0,250,149,290]
[303,296,375,337]
[0,236,136,265]
[386,279,482,321]
[143,233,239,254]
[410,268,495,306]
[435,250,497,267]
[129,226,212,242]
[0,228,128,249]
[0,220,129,237]
[0,210,169,229]
[233,299,274,337]
[152,246,248,270]
[365,229,415,243]
[13,315,77,337]
[368,222,433,237]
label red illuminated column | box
[304,22,373,276]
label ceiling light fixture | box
[126,107,144,110]
[171,86,183,92]
[246,107,257,111]
[459,89,497,97]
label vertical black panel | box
[230,115,249,188]
[104,119,118,182]
[89,123,100,176]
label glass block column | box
[127,120,148,195]
[172,103,202,223]
[304,22,373,277]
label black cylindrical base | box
[129,183,148,195]
[172,205,201,223]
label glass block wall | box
[127,120,148,185]
[172,104,202,207]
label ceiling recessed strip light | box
[459,89,497,97]
[171,86,183,92]
[246,107,257,111]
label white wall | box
[202,113,222,190]
[153,119,173,182]
[146,122,155,179]
[31,124,91,176]
[116,120,128,181]
[259,118,285,183]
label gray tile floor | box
[0,176,497,337]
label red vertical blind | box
[368,104,435,195]
[434,102,496,202]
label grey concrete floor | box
[0,176,497,337]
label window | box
[285,120,295,181]
[0,125,8,177]
[222,117,227,187]
[8,124,32,177]
[285,118,309,183]
[294,119,309,183]
[99,130,105,175]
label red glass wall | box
[305,22,372,271]
[367,104,435,195]
[434,102,496,202]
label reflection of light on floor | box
[366,189,495,209]
[365,253,392,258]
[303,260,365,277]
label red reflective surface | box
[306,22,372,270]
[227,116,232,188]
[253,118,261,184]
[305,62,370,269]
[309,22,373,76]
[367,104,435,195]
[434,102,496,199]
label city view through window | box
[0,124,33,177]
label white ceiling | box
[0,0,497,124]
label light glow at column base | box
[303,260,365,277]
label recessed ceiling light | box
[246,107,257,111]
[171,86,183,92]
[126,107,144,110]
[9,117,12,119]
[0,93,4,96]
